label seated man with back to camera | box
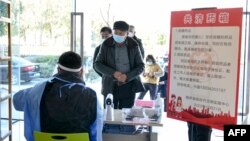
[13,51,103,141]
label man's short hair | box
[100,26,112,34]
[58,51,82,70]
[129,25,135,29]
[113,21,129,31]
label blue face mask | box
[146,61,153,65]
[113,34,126,43]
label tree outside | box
[1,0,169,81]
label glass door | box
[6,0,75,140]
[70,12,83,57]
[72,0,103,90]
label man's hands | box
[113,71,127,83]
[113,71,122,79]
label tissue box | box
[134,99,154,108]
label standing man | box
[94,21,145,109]
[128,25,144,59]
[93,27,112,76]
[13,51,103,141]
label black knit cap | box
[113,21,129,31]
[58,51,82,69]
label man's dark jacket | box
[40,72,97,134]
[94,36,145,96]
[133,36,144,59]
[93,45,102,76]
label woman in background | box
[138,54,163,100]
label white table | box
[103,109,163,141]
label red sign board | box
[167,8,243,130]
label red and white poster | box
[167,8,243,130]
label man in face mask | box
[93,26,112,76]
[94,21,145,109]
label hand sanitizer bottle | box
[105,93,114,121]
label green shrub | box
[26,55,58,78]
[26,55,100,81]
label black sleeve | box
[93,46,102,77]
[137,39,145,59]
[160,72,168,82]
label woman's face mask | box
[113,34,126,43]
[146,59,153,65]
[146,61,153,65]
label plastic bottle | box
[154,93,162,116]
[105,93,114,121]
